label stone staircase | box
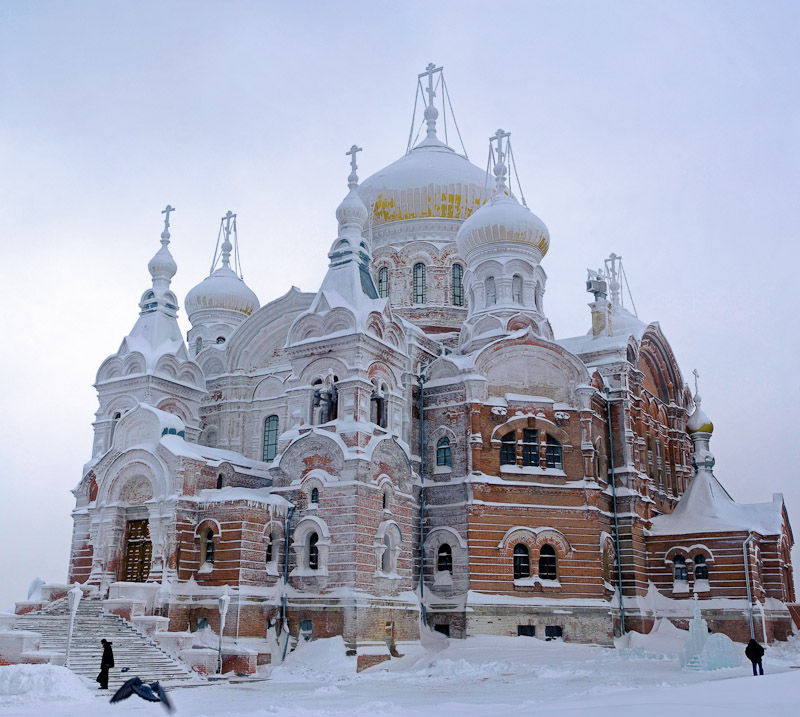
[13,598,195,687]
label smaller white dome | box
[148,243,177,283]
[185,267,260,320]
[456,192,550,259]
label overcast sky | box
[1,1,798,610]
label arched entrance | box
[123,518,152,582]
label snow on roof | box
[557,305,647,359]
[159,434,269,476]
[648,468,784,536]
[190,487,291,509]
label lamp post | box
[217,587,230,674]
[65,583,82,668]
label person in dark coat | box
[745,638,765,676]
[97,639,114,689]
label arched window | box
[312,377,338,423]
[216,336,226,344]
[436,437,452,467]
[308,533,319,571]
[522,429,539,467]
[310,487,319,505]
[486,276,497,306]
[545,435,563,469]
[674,554,688,581]
[694,554,708,580]
[202,529,215,565]
[437,543,453,573]
[195,337,203,355]
[216,473,224,490]
[512,274,523,304]
[377,267,389,298]
[500,431,516,465]
[265,534,274,564]
[370,384,386,428]
[539,544,557,580]
[381,534,392,573]
[413,263,426,304]
[263,415,279,461]
[110,411,121,446]
[382,491,388,510]
[513,543,530,579]
[452,264,464,306]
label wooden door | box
[123,519,152,582]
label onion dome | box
[687,392,714,435]
[456,131,549,260]
[185,266,259,319]
[148,206,178,294]
[185,211,259,321]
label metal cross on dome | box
[161,204,175,239]
[346,144,362,187]
[420,62,442,108]
[693,368,700,395]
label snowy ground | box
[1,633,799,717]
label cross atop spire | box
[346,144,362,188]
[693,368,701,398]
[220,211,235,269]
[419,62,442,139]
[490,128,510,194]
[161,204,175,242]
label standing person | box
[745,638,765,676]
[97,639,114,689]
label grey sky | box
[1,1,798,609]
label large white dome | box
[358,137,491,226]
[185,267,260,320]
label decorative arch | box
[374,520,403,575]
[497,526,572,555]
[291,515,331,575]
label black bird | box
[110,677,175,713]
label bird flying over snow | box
[110,677,175,713]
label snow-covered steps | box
[11,599,194,687]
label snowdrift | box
[0,664,93,705]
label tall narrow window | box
[216,474,224,490]
[513,543,530,579]
[265,534,273,564]
[110,412,121,447]
[500,431,516,465]
[382,534,392,573]
[437,544,453,573]
[310,487,319,505]
[452,264,464,306]
[545,435,563,469]
[377,267,389,298]
[512,274,523,304]
[204,529,215,564]
[486,276,497,306]
[263,415,279,462]
[522,429,539,467]
[539,544,557,580]
[413,263,426,304]
[436,437,452,467]
[694,554,708,580]
[674,554,688,581]
[308,533,319,571]
[195,337,203,355]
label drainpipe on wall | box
[418,365,427,625]
[605,385,626,636]
[281,505,295,661]
[742,532,756,640]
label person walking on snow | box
[745,638,765,676]
[97,638,114,689]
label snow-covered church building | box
[66,65,795,668]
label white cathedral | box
[65,64,795,671]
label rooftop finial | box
[346,144,362,189]
[420,62,442,138]
[161,204,175,243]
[220,211,235,269]
[490,128,510,194]
[693,368,701,403]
